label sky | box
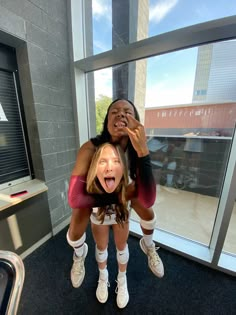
[91,0,236,107]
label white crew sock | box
[143,234,154,247]
[74,244,85,257]
[118,270,126,280]
[66,231,86,257]
[99,267,108,281]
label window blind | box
[0,69,30,186]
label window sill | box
[0,179,48,212]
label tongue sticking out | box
[105,178,115,190]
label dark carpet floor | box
[17,224,236,315]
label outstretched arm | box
[124,115,156,208]
[68,175,119,208]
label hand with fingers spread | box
[124,115,149,157]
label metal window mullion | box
[75,15,236,73]
[209,126,236,266]
[68,0,90,146]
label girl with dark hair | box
[67,99,164,291]
[87,142,130,308]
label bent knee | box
[69,208,92,239]
[131,201,155,221]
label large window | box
[90,44,235,249]
[0,44,32,190]
[70,1,236,274]
[90,0,236,57]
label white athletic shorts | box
[90,202,131,226]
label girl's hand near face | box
[124,115,149,157]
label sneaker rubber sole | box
[71,243,88,288]
[116,277,129,309]
[96,280,109,303]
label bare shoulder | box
[71,140,96,175]
[81,140,96,151]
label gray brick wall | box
[0,0,76,230]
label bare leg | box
[68,207,92,241]
[131,198,155,235]
[66,207,91,288]
[113,222,129,272]
[131,199,164,278]
[91,223,110,270]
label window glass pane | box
[148,0,236,37]
[94,69,112,134]
[145,40,236,247]
[92,0,112,55]
[90,0,236,57]
[93,40,236,249]
[222,202,236,255]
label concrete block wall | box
[0,0,76,231]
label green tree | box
[96,95,112,134]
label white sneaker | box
[115,276,129,308]
[96,278,110,303]
[71,243,88,288]
[140,238,164,278]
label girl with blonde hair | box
[87,142,131,308]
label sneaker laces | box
[147,246,161,267]
[98,278,110,288]
[73,256,84,275]
[115,279,127,296]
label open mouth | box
[114,121,127,128]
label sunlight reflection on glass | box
[7,215,23,250]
